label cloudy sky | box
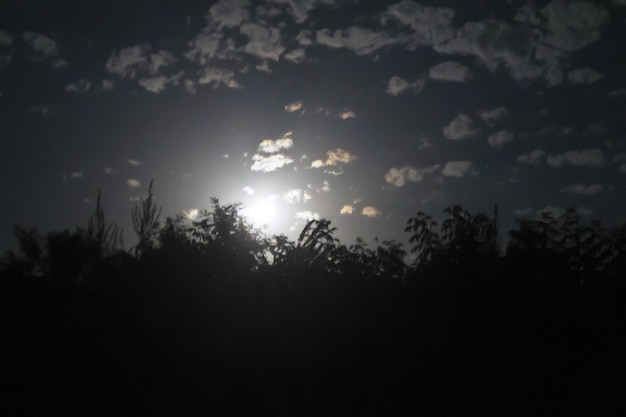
[1,0,626,250]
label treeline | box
[1,186,625,416]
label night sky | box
[1,0,626,251]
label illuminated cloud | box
[547,149,604,168]
[183,208,200,220]
[103,167,117,175]
[127,159,141,166]
[138,72,183,94]
[567,68,603,85]
[488,131,515,147]
[209,0,250,29]
[386,76,424,96]
[316,26,404,55]
[339,110,356,120]
[310,148,353,169]
[517,150,546,165]
[274,0,317,23]
[70,171,83,179]
[283,189,312,204]
[106,45,149,79]
[296,211,320,220]
[443,114,480,140]
[429,61,472,82]
[243,186,255,195]
[559,184,603,196]
[384,165,423,187]
[284,48,306,63]
[340,205,354,215]
[198,67,240,88]
[481,106,510,127]
[65,79,92,94]
[285,100,303,112]
[251,153,294,172]
[382,1,455,46]
[362,206,382,218]
[240,23,285,61]
[127,179,141,188]
[441,161,474,178]
[23,32,60,58]
[258,137,294,153]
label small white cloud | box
[283,189,312,204]
[240,23,285,61]
[514,207,533,217]
[127,179,141,188]
[65,79,91,94]
[362,206,382,218]
[429,61,472,82]
[183,208,200,220]
[340,205,354,215]
[481,106,510,127]
[316,26,405,56]
[443,114,480,140]
[106,45,150,79]
[547,149,605,168]
[296,211,320,220]
[251,153,294,172]
[103,167,117,175]
[210,0,250,28]
[23,32,60,58]
[127,159,141,166]
[258,137,293,153]
[559,184,603,196]
[488,131,515,147]
[101,80,114,92]
[517,150,546,165]
[184,79,196,95]
[284,48,306,63]
[384,165,422,187]
[442,161,474,178]
[386,76,424,96]
[70,171,83,179]
[285,100,303,112]
[243,186,255,195]
[320,180,330,193]
[198,67,240,89]
[567,68,603,85]
[339,110,356,120]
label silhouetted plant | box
[132,179,162,256]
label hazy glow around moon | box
[244,198,277,229]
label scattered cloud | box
[429,61,472,82]
[443,114,480,140]
[209,0,250,29]
[481,106,510,127]
[384,165,440,187]
[296,211,320,220]
[340,205,354,215]
[283,188,312,204]
[441,161,474,178]
[316,26,405,55]
[70,171,83,179]
[106,45,150,79]
[183,208,200,220]
[240,23,285,61]
[284,48,306,63]
[559,184,603,196]
[127,159,141,166]
[547,149,605,168]
[243,186,255,195]
[65,79,91,94]
[251,153,294,172]
[23,32,60,59]
[339,110,356,120]
[274,0,317,23]
[127,179,141,188]
[362,206,382,218]
[567,68,603,85]
[103,167,117,175]
[198,67,241,88]
[382,1,455,47]
[310,148,353,169]
[138,72,183,94]
[285,100,303,113]
[517,150,546,165]
[258,136,293,153]
[488,131,515,148]
[608,88,626,98]
[386,76,424,96]
[514,207,533,217]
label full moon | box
[244,199,277,229]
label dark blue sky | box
[1,0,626,252]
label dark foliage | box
[1,191,625,416]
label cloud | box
[481,106,510,127]
[70,171,83,179]
[517,150,546,165]
[443,114,480,140]
[65,79,91,94]
[567,68,603,85]
[385,76,424,96]
[106,45,149,78]
[283,189,312,204]
[127,159,141,166]
[620,164,626,173]
[0,54,12,70]
[325,148,352,166]
[274,0,317,23]
[340,205,353,215]
[316,26,405,55]
[198,67,241,88]
[488,131,515,147]
[441,161,474,178]
[384,165,438,187]
[362,206,382,218]
[0,30,13,47]
[383,1,455,46]
[23,32,60,58]
[514,207,533,217]
[547,149,605,168]
[296,30,313,45]
[251,153,294,172]
[559,184,603,196]
[243,186,255,195]
[429,61,472,82]
[183,209,200,220]
[240,23,285,61]
[127,179,141,188]
[284,48,306,63]
[339,110,356,120]
[258,137,293,153]
[537,206,566,218]
[285,100,303,112]
[296,211,320,220]
[103,167,117,175]
[138,72,183,94]
[209,0,250,28]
